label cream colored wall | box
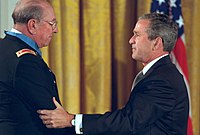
[0,0,17,37]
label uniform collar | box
[5,28,42,56]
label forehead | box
[41,3,56,20]
[134,19,150,33]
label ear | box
[152,37,163,51]
[27,19,38,35]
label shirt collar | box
[5,28,42,56]
[142,54,169,75]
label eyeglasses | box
[42,20,57,30]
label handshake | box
[37,97,75,128]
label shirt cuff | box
[75,114,83,134]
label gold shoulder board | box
[16,49,36,57]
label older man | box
[0,0,74,135]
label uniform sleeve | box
[14,54,58,111]
[82,77,176,135]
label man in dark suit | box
[0,0,74,135]
[38,13,189,135]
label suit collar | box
[143,54,169,75]
[144,55,172,77]
[131,55,172,91]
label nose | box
[53,26,58,33]
[129,35,135,44]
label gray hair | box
[139,12,178,53]
[12,0,49,24]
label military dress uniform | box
[0,33,75,135]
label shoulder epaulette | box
[16,49,36,57]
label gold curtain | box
[41,0,200,134]
[184,0,200,135]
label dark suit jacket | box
[83,56,189,135]
[0,35,75,135]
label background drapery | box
[41,0,200,134]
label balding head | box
[11,0,57,48]
[12,0,51,24]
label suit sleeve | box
[14,54,59,111]
[82,77,176,135]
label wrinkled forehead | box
[41,3,56,20]
[134,19,150,32]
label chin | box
[132,55,141,62]
[39,44,48,48]
[132,54,136,59]
[132,55,136,60]
[43,44,49,47]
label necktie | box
[134,71,144,85]
[131,71,144,90]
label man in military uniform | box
[0,0,74,135]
